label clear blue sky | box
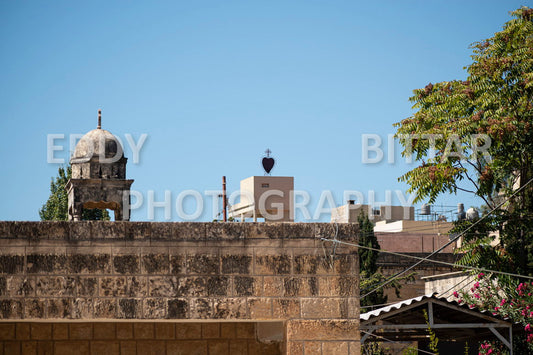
[0,0,528,221]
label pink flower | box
[458,299,463,304]
[500,299,506,306]
[526,324,531,332]
[474,293,480,299]
[478,273,484,279]
[487,349,493,354]
[474,282,480,289]
[453,291,459,298]
[494,306,500,311]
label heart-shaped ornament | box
[262,157,275,174]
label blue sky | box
[0,0,528,221]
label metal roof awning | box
[360,293,519,354]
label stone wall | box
[0,321,282,355]
[377,253,457,303]
[0,222,360,354]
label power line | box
[353,175,533,299]
[322,238,533,280]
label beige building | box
[374,219,452,235]
[228,176,294,222]
[331,201,415,223]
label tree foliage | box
[358,211,381,275]
[394,7,533,211]
[394,7,533,351]
[394,7,533,277]
[40,166,110,221]
[358,212,387,308]
[455,273,533,352]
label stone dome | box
[71,128,124,164]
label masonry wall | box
[0,321,286,355]
[0,222,360,355]
[377,253,457,303]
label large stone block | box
[187,254,220,274]
[6,276,35,297]
[24,299,46,319]
[175,323,202,339]
[91,340,120,355]
[47,298,71,318]
[117,298,141,319]
[212,298,248,319]
[188,298,211,319]
[112,255,139,274]
[68,254,111,274]
[0,255,24,274]
[143,298,166,319]
[35,276,75,297]
[221,254,252,274]
[30,323,52,340]
[234,276,259,297]
[167,299,188,319]
[254,254,292,275]
[133,323,154,339]
[93,323,116,340]
[155,323,175,339]
[301,298,342,319]
[70,323,93,340]
[166,340,207,355]
[248,298,272,319]
[286,320,359,341]
[0,324,14,340]
[148,276,177,297]
[142,253,170,274]
[94,299,116,318]
[27,254,67,274]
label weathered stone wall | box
[0,222,360,354]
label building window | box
[261,183,270,188]
[372,209,381,216]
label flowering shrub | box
[454,273,533,354]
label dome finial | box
[97,109,102,129]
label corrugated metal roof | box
[360,293,435,321]
[360,293,513,323]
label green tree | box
[358,211,380,274]
[394,7,533,352]
[358,211,414,309]
[40,166,110,221]
[394,6,533,276]
[358,212,388,308]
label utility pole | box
[222,176,227,222]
